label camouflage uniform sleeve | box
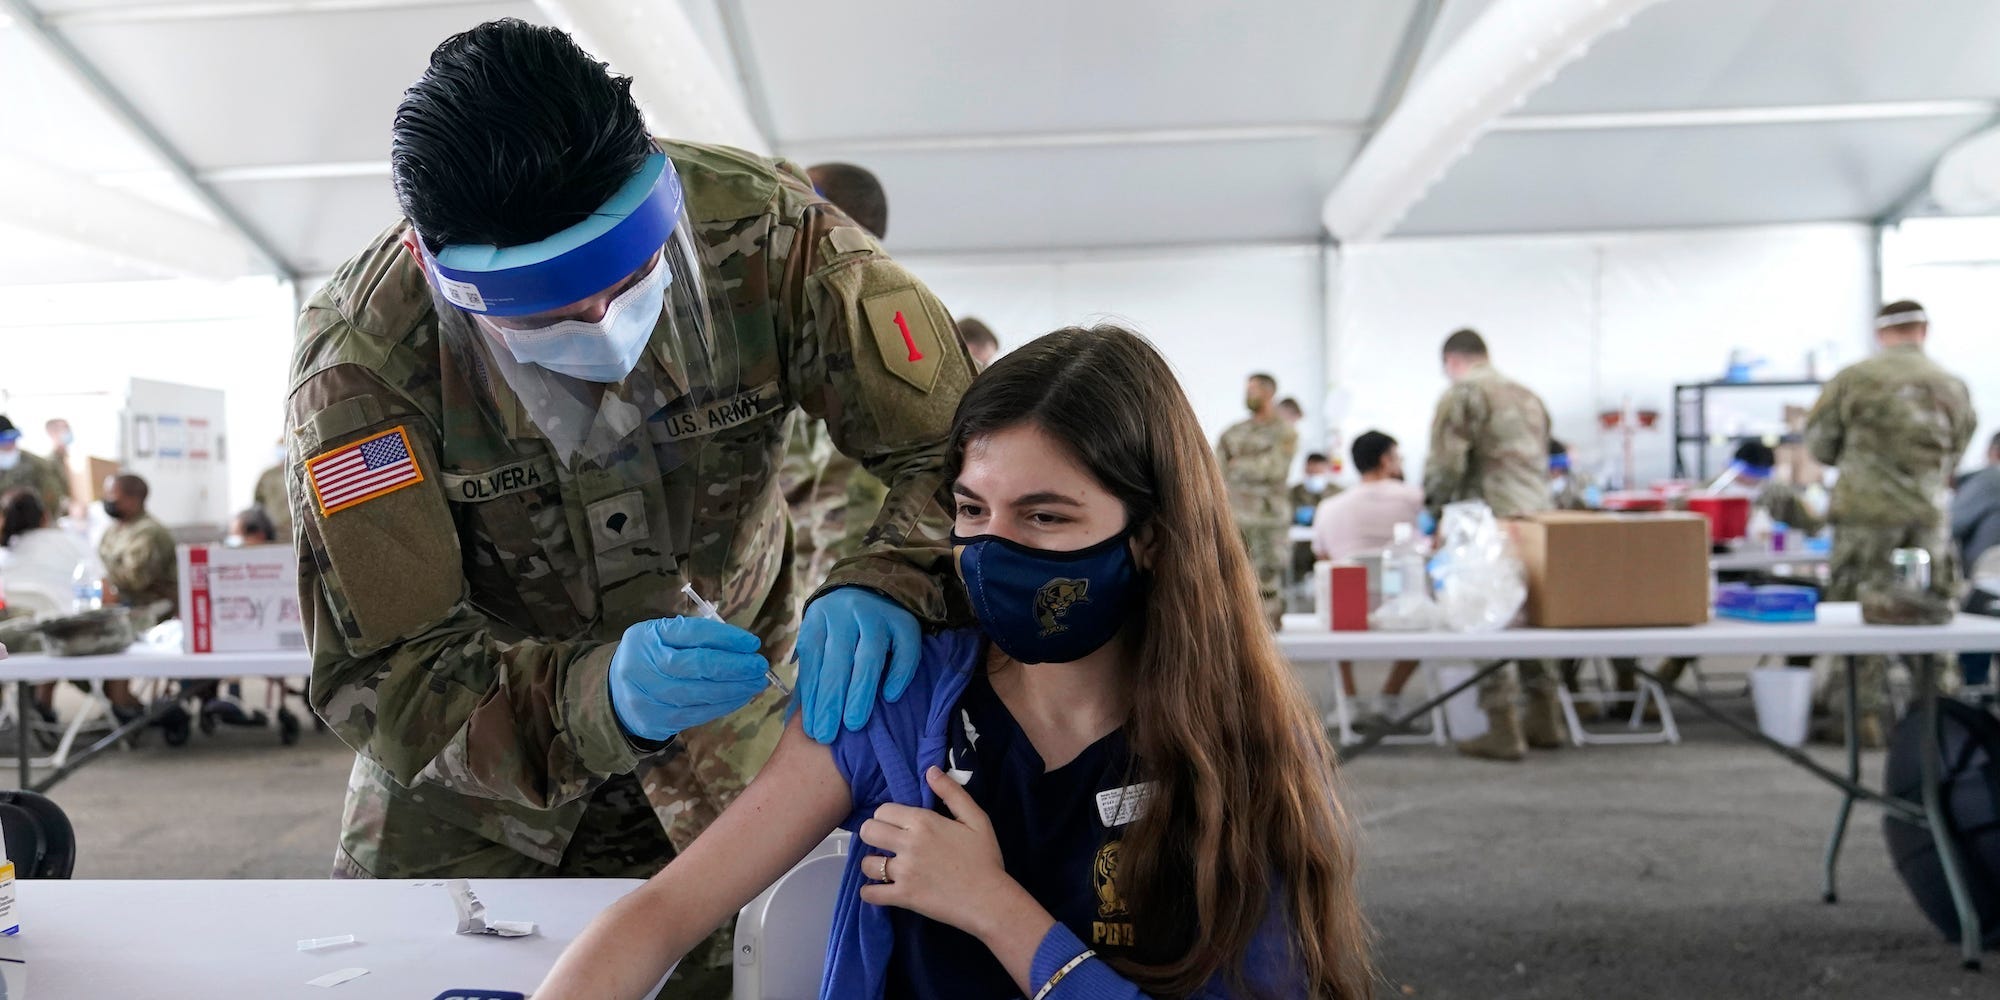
[1949,376,1979,462]
[778,201,974,625]
[288,358,645,813]
[1804,374,1846,467]
[1423,384,1482,515]
[1759,483,1823,535]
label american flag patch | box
[306,426,425,516]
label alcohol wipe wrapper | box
[447,879,538,938]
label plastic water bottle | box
[70,563,101,612]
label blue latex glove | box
[608,617,770,743]
[796,587,921,744]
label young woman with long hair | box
[537,325,1371,998]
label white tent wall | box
[903,244,1333,468]
[0,276,296,523]
[1880,216,2000,476]
[1334,223,1878,488]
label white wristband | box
[1033,948,1098,1000]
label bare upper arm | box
[626,714,853,942]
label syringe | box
[680,582,790,696]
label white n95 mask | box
[483,255,670,383]
[0,450,18,471]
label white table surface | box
[1278,602,2000,661]
[16,878,639,998]
[0,646,311,681]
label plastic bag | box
[1426,501,1527,633]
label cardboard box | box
[1511,512,1710,628]
[177,543,305,653]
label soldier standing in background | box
[1806,300,1977,747]
[286,22,972,997]
[1423,329,1563,761]
[253,438,293,541]
[41,419,75,518]
[1218,373,1297,629]
[0,417,69,517]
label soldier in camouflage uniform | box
[98,473,174,721]
[287,23,971,998]
[1217,373,1297,630]
[254,443,293,541]
[1422,330,1563,761]
[781,163,892,597]
[1805,301,1977,747]
[0,417,69,517]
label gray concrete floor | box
[26,691,1992,998]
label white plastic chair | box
[1556,657,1680,746]
[733,830,850,1000]
[1327,662,1450,747]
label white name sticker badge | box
[1095,782,1158,828]
[439,276,487,312]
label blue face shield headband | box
[1727,460,1774,482]
[951,528,1142,665]
[419,152,684,317]
[1548,453,1571,474]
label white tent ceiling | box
[2,0,1996,282]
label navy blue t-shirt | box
[884,669,1144,1000]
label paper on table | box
[306,967,369,988]
[446,879,538,938]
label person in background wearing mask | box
[535,324,1374,1000]
[1218,373,1298,630]
[0,416,69,518]
[1424,329,1562,761]
[1711,440,1823,536]
[98,473,172,724]
[1548,439,1600,511]
[289,23,970,994]
[1952,431,2000,693]
[1,487,87,731]
[252,439,292,542]
[1806,301,1978,746]
[41,419,76,519]
[1290,452,1339,524]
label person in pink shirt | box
[1312,431,1425,727]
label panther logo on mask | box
[1034,578,1091,636]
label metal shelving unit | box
[1671,379,1824,481]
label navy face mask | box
[951,528,1141,665]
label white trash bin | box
[1750,666,1814,747]
[1437,663,1487,740]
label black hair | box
[806,162,889,238]
[1877,299,1926,321]
[1305,452,1330,466]
[0,415,16,436]
[234,506,279,544]
[0,488,45,548]
[1442,328,1488,358]
[1351,431,1397,474]
[1733,441,1777,470]
[111,473,149,504]
[1248,373,1277,392]
[391,19,656,251]
[1989,430,2000,457]
[1549,439,1569,457]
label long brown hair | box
[944,325,1372,998]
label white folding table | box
[1277,604,2000,970]
[11,877,642,998]
[0,646,314,792]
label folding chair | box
[1557,656,1680,746]
[1327,662,1450,747]
[733,831,849,1000]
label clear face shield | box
[417,151,737,471]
